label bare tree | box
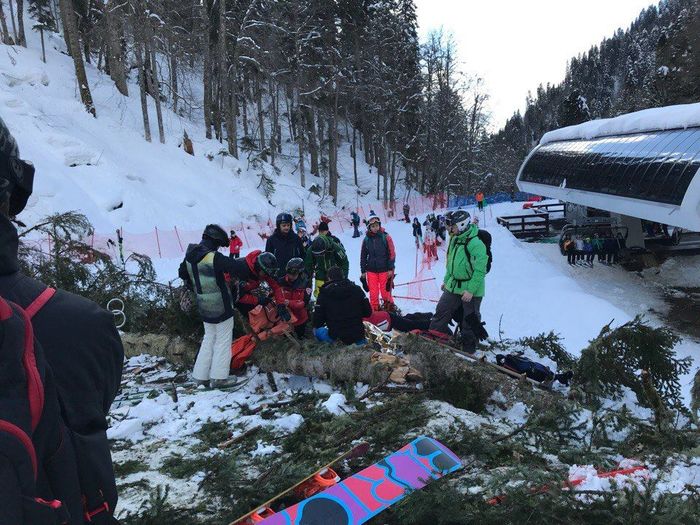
[16,0,26,46]
[105,0,128,96]
[0,3,12,44]
[59,0,96,116]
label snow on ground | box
[540,102,700,144]
[641,255,700,289]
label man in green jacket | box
[429,210,488,353]
[305,234,349,298]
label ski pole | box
[394,277,436,288]
[393,295,439,303]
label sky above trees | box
[415,0,657,130]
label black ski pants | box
[429,292,483,352]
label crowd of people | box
[561,231,627,267]
[178,202,491,388]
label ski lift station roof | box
[516,102,700,230]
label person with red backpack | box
[277,258,311,338]
[0,117,124,524]
[429,209,489,354]
[360,214,396,311]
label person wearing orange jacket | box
[229,230,243,258]
[476,191,485,211]
[360,214,396,311]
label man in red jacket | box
[278,258,311,338]
[229,230,243,258]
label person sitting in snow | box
[313,266,371,345]
[360,214,396,311]
[265,212,305,278]
[229,229,243,258]
[429,210,488,354]
[278,258,311,339]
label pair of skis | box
[230,436,462,525]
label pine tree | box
[28,0,56,63]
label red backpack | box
[0,290,81,524]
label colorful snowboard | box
[260,436,461,525]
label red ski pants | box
[367,271,393,311]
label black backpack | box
[496,353,573,386]
[464,229,493,274]
[496,354,554,383]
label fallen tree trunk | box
[252,334,548,412]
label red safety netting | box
[24,194,447,262]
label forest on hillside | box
[2,0,696,201]
[485,0,700,189]
[1,0,491,202]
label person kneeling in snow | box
[278,257,311,339]
[179,232,286,388]
[429,210,488,354]
[313,266,371,345]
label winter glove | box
[465,313,488,341]
[277,304,291,322]
[258,295,272,306]
[385,275,394,292]
[360,274,369,293]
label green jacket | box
[305,237,349,281]
[444,224,487,297]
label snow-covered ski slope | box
[0,26,390,234]
[333,201,698,402]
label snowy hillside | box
[0,25,393,235]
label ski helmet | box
[449,210,471,233]
[0,117,34,216]
[276,212,293,227]
[286,257,305,274]
[202,224,229,247]
[311,235,329,255]
[255,252,279,276]
[367,214,381,228]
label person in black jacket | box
[265,212,305,277]
[313,266,371,345]
[0,116,123,524]
[412,217,423,248]
[179,231,286,387]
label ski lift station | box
[516,103,700,250]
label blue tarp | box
[448,192,536,208]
